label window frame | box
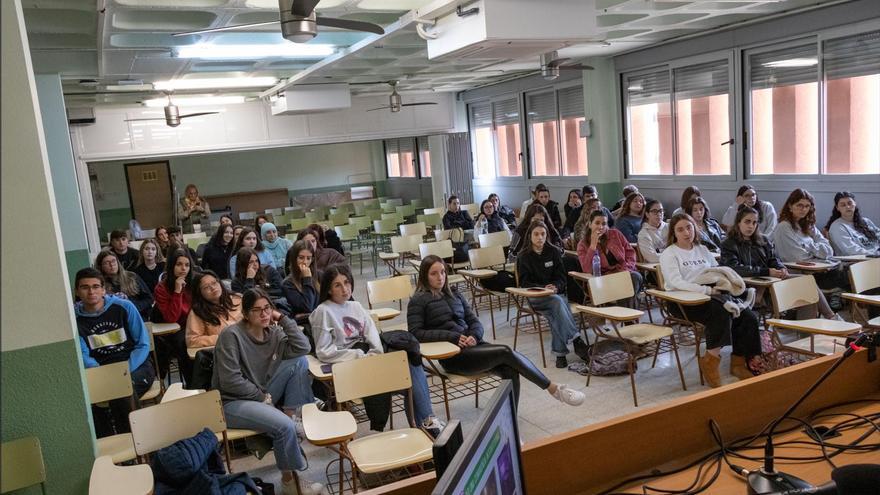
[383,136,427,180]
[525,82,589,178]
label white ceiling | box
[22,0,849,107]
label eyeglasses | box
[793,203,812,210]
[249,305,272,315]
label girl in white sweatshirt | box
[659,213,762,388]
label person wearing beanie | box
[261,222,292,275]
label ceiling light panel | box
[154,77,278,91]
[357,0,431,10]
[176,44,335,59]
[110,34,201,48]
[112,11,217,31]
[144,95,246,107]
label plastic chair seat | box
[612,323,674,345]
[89,455,153,495]
[346,428,433,474]
[766,318,861,336]
[301,403,357,446]
[96,433,137,464]
[139,380,161,402]
[370,307,401,321]
[576,305,643,321]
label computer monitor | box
[432,380,525,495]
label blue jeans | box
[222,356,313,472]
[528,294,579,356]
[407,363,433,426]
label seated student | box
[167,226,198,261]
[232,225,244,247]
[155,225,172,254]
[261,222,292,274]
[562,189,583,230]
[310,265,444,433]
[510,203,564,255]
[566,198,602,250]
[231,247,284,301]
[186,270,242,349]
[219,213,234,227]
[213,288,322,495]
[660,213,762,387]
[519,188,537,224]
[825,191,880,256]
[637,199,668,263]
[614,192,646,243]
[474,198,509,236]
[577,210,642,299]
[516,221,590,368]
[721,207,841,320]
[95,249,153,320]
[200,223,234,280]
[685,197,724,252]
[132,238,165,291]
[282,240,320,330]
[720,185,777,235]
[488,193,516,229]
[442,195,474,230]
[408,255,584,406]
[773,188,849,291]
[297,227,345,279]
[152,248,195,383]
[74,268,154,438]
[672,185,701,217]
[534,184,563,231]
[581,185,615,228]
[610,184,639,213]
[229,226,275,275]
[255,215,270,236]
[109,229,139,271]
[305,222,345,257]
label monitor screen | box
[432,380,525,495]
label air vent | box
[142,170,159,182]
[67,107,96,125]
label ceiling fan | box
[124,94,219,127]
[367,81,438,113]
[539,51,594,80]
[173,0,384,43]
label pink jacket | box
[577,228,637,274]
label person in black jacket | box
[535,184,563,231]
[516,221,590,369]
[408,255,584,406]
[200,224,234,279]
[510,203,564,256]
[282,240,320,327]
[442,195,474,230]
[230,247,284,299]
[720,207,839,320]
[473,199,509,235]
[109,229,140,271]
[488,193,516,229]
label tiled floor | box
[226,258,839,493]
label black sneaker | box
[572,337,591,361]
[556,355,568,368]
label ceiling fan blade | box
[545,57,572,68]
[316,16,384,35]
[291,0,320,17]
[179,112,220,118]
[124,117,167,122]
[366,106,391,112]
[401,102,438,107]
[559,64,595,71]
[173,20,280,37]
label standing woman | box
[637,199,668,263]
[95,249,154,320]
[408,255,584,406]
[231,247,284,299]
[186,270,242,349]
[153,248,195,383]
[773,189,849,291]
[229,226,275,275]
[516,221,590,368]
[685,197,723,252]
[213,288,321,495]
[311,265,444,432]
[178,184,211,234]
[473,198,509,237]
[201,223,234,279]
[133,238,165,291]
[720,185,777,235]
[577,210,642,298]
[659,213,762,387]
[825,191,880,256]
[614,192,646,243]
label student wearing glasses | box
[186,270,242,349]
[637,199,668,263]
[95,249,153,320]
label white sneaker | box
[422,416,446,437]
[551,384,585,406]
[282,478,325,495]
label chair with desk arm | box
[842,258,880,333]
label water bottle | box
[592,251,602,277]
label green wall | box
[98,207,132,242]
[1,340,95,495]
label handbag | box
[449,227,470,263]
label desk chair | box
[366,276,413,329]
[767,275,861,359]
[420,340,501,423]
[336,224,374,275]
[329,211,350,227]
[459,245,513,339]
[379,235,421,278]
[85,362,139,464]
[301,352,433,494]
[399,221,427,239]
[575,271,685,406]
[289,218,311,233]
[505,268,553,368]
[842,258,880,332]
[416,213,442,231]
[477,230,512,249]
[89,456,153,495]
[1,437,47,495]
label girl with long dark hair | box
[186,270,241,349]
[825,191,880,256]
[95,249,153,320]
[201,223,234,279]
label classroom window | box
[526,86,588,177]
[417,136,431,177]
[470,102,496,178]
[384,137,416,178]
[673,60,732,176]
[625,70,673,175]
[493,98,523,177]
[558,85,588,176]
[526,91,560,176]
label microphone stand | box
[747,333,871,494]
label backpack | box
[449,228,470,263]
[481,270,516,292]
[584,340,634,376]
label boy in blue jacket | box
[74,267,154,437]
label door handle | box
[721,138,734,146]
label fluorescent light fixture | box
[176,44,334,60]
[763,58,818,68]
[153,77,277,91]
[144,95,246,107]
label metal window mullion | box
[670,66,679,176]
[818,37,826,176]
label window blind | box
[626,70,670,105]
[470,102,492,128]
[674,60,729,100]
[824,30,880,80]
[493,98,520,127]
[558,86,585,119]
[750,44,818,90]
[525,91,556,123]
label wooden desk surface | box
[360,350,880,495]
[784,260,840,272]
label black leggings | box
[439,343,551,404]
[672,300,762,357]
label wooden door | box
[125,161,173,230]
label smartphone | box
[320,364,332,374]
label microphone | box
[774,464,880,495]
[747,334,871,495]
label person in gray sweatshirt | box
[212,288,320,495]
[824,191,880,256]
